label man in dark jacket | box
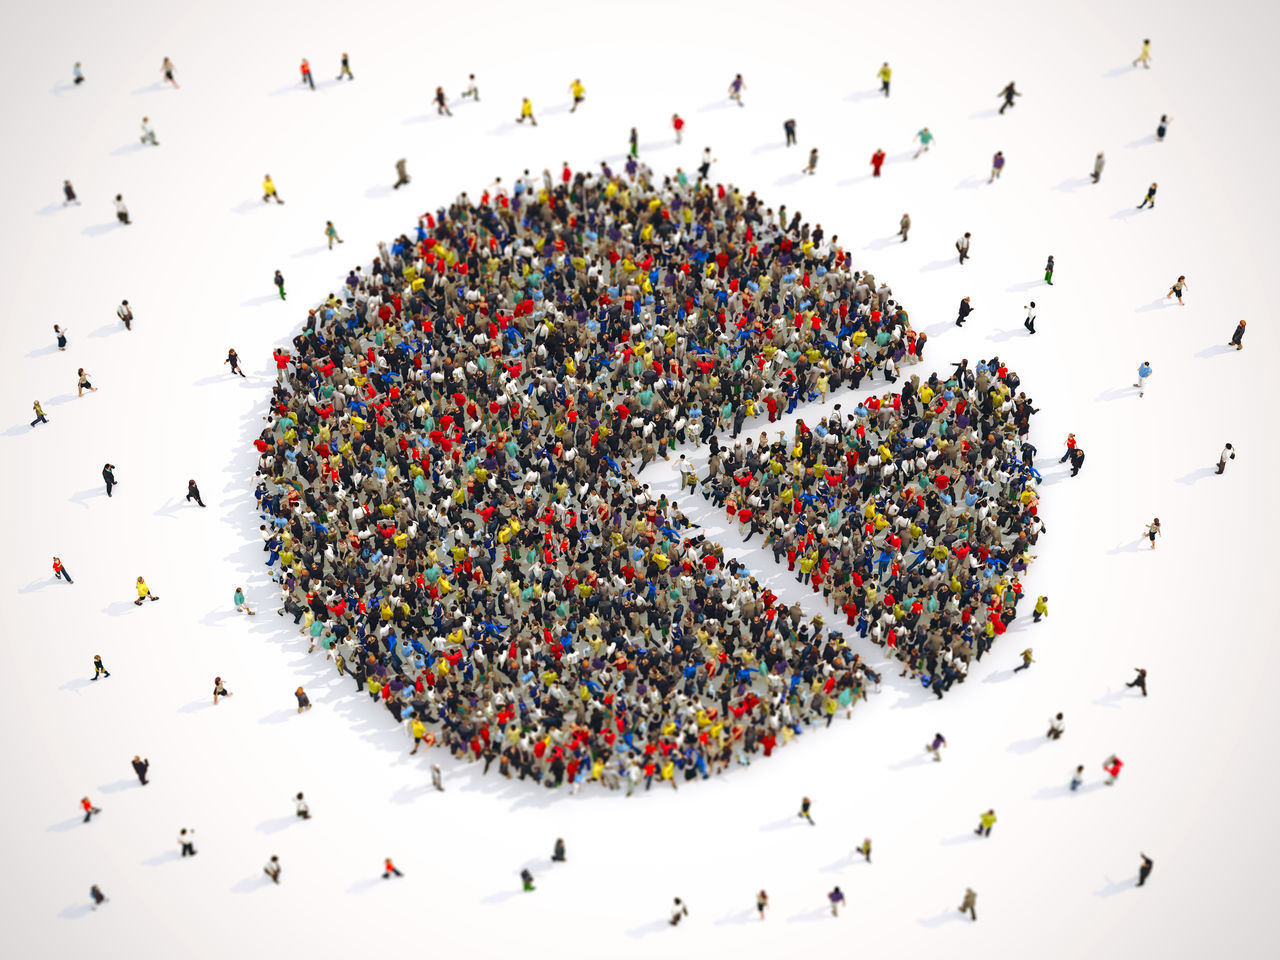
[186,479,206,507]
[103,463,117,497]
[1229,320,1245,351]
[1068,447,1085,477]
[1137,853,1153,886]
[131,755,149,785]
[955,297,974,327]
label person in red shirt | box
[672,113,684,143]
[382,857,404,878]
[300,58,314,90]
[871,149,886,177]
[81,796,101,822]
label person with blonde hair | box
[134,576,159,606]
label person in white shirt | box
[1023,301,1037,335]
[1216,444,1235,474]
[114,194,130,225]
[117,300,133,330]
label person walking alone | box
[117,299,133,330]
[1145,518,1161,549]
[926,732,947,761]
[804,148,819,175]
[958,888,977,921]
[295,687,311,713]
[877,62,891,96]
[77,368,98,397]
[53,556,73,584]
[784,118,796,147]
[264,856,281,884]
[828,886,846,916]
[234,587,254,615]
[213,676,232,703]
[186,479,206,507]
[393,158,410,189]
[988,150,1005,182]
[1229,319,1246,351]
[728,73,745,106]
[569,78,585,112]
[134,576,159,605]
[274,270,286,300]
[114,194,131,224]
[1137,182,1157,209]
[913,127,933,158]
[1134,361,1152,397]
[92,655,110,680]
[300,58,314,90]
[1166,275,1187,304]
[997,81,1020,113]
[225,348,246,377]
[432,764,443,791]
[899,212,911,242]
[336,53,353,81]
[1023,302,1037,334]
[1157,114,1171,141]
[1132,39,1152,69]
[382,857,403,879]
[756,890,769,919]
[132,756,150,785]
[798,796,815,825]
[672,113,684,143]
[435,87,452,116]
[325,221,343,248]
[178,828,197,857]
[30,400,48,427]
[63,181,79,205]
[140,117,158,145]
[1044,255,1055,285]
[1013,648,1035,673]
[81,797,101,822]
[1138,853,1153,886]
[870,148,885,177]
[955,296,974,326]
[956,232,971,264]
[857,838,872,862]
[515,97,536,125]
[1070,764,1085,791]
[1103,754,1124,785]
[161,57,179,89]
[1216,443,1235,474]
[1127,668,1148,696]
[974,809,997,837]
[1047,713,1065,739]
[262,174,283,204]
[295,793,310,819]
[1091,151,1105,183]
[103,463,117,497]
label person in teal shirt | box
[913,127,934,158]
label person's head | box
[296,791,304,800]
[1029,301,1035,308]
[1144,38,1150,44]
[1177,275,1185,282]
[1225,443,1233,450]
[115,193,122,201]
[1056,712,1063,720]
[142,116,148,122]
[964,231,971,238]
[137,576,143,582]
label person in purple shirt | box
[989,151,1005,182]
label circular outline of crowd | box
[254,161,1046,791]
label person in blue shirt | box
[1134,361,1153,398]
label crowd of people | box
[251,158,1045,790]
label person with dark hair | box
[1023,301,1037,334]
[131,755,149,785]
[264,856,281,883]
[81,797,101,822]
[956,296,974,326]
[117,299,133,330]
[670,896,688,922]
[114,194,130,224]
[336,52,353,81]
[186,479,206,507]
[828,886,846,916]
[295,792,310,818]
[30,401,48,427]
[382,857,403,878]
[877,62,891,96]
[552,838,566,862]
[522,868,536,892]
[957,232,971,264]
[1091,152,1105,183]
[1133,39,1152,68]
[798,796,815,824]
[958,887,977,920]
[870,148,885,177]
[784,118,796,147]
[988,150,1005,182]
[213,677,232,703]
[73,62,85,85]
[92,655,109,679]
[1157,115,1170,141]
[1127,668,1148,696]
[1137,182,1158,209]
[90,885,107,908]
[1069,446,1085,476]
[997,81,1020,113]
[1137,853,1153,886]
[1166,275,1187,304]
[225,348,246,378]
[899,212,910,241]
[161,57,178,88]
[1216,444,1235,474]
[63,180,79,205]
[569,78,585,112]
[1046,713,1065,739]
[178,828,197,857]
[394,159,410,190]
[274,270,286,300]
[435,87,452,116]
[102,463,117,496]
[728,73,745,105]
[926,732,947,761]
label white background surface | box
[2,1,1275,955]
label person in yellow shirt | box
[877,62,892,96]
[516,97,537,126]
[262,174,283,205]
[569,78,585,112]
[134,576,160,606]
[1132,39,1151,69]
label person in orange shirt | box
[382,857,403,878]
[52,556,73,584]
[81,797,101,822]
[300,58,314,90]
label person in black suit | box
[103,464,117,497]
[131,755,149,785]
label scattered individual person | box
[857,838,872,862]
[382,857,403,879]
[233,584,254,614]
[756,890,769,919]
[73,62,85,85]
[1134,361,1153,397]
[132,755,150,785]
[81,796,101,822]
[629,127,639,158]
[988,150,1005,182]
[974,809,997,837]
[1137,853,1153,886]
[997,81,1020,114]
[161,57,178,89]
[1133,39,1152,68]
[898,212,910,241]
[913,127,933,157]
[958,887,977,921]
[1044,255,1055,285]
[1131,670,1152,701]
[295,792,310,819]
[225,348,246,378]
[92,655,109,680]
[1058,433,1077,463]
[926,732,947,762]
[435,86,451,116]
[522,869,536,892]
[325,220,343,248]
[393,158,410,190]
[1166,275,1187,304]
[955,296,974,326]
[432,764,443,791]
[30,400,48,427]
[1216,443,1235,474]
[1157,114,1170,141]
[1229,319,1246,351]
[552,838,566,862]
[1145,518,1161,549]
[728,73,745,106]
[798,796,815,825]
[515,97,536,125]
[1069,445,1086,476]
[569,78,585,112]
[90,885,107,909]
[1013,648,1035,673]
[114,194,130,224]
[461,74,478,100]
[672,112,684,143]
[117,299,133,330]
[784,118,796,147]
[1046,713,1065,740]
[140,116,158,146]
[1033,595,1048,622]
[1023,301,1037,334]
[274,270,286,300]
[336,52,353,81]
[135,576,159,605]
[264,856,281,884]
[956,231,971,264]
[300,58,314,90]
[213,676,232,704]
[77,367,98,397]
[63,181,79,206]
[1070,765,1085,791]
[804,147,819,175]
[103,463,117,497]
[877,62,891,96]
[295,686,311,713]
[186,479,206,507]
[262,174,283,204]
[828,886,846,916]
[178,828,197,857]
[1091,151,1105,183]
[1103,754,1124,785]
[870,148,885,177]
[1137,182,1158,209]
